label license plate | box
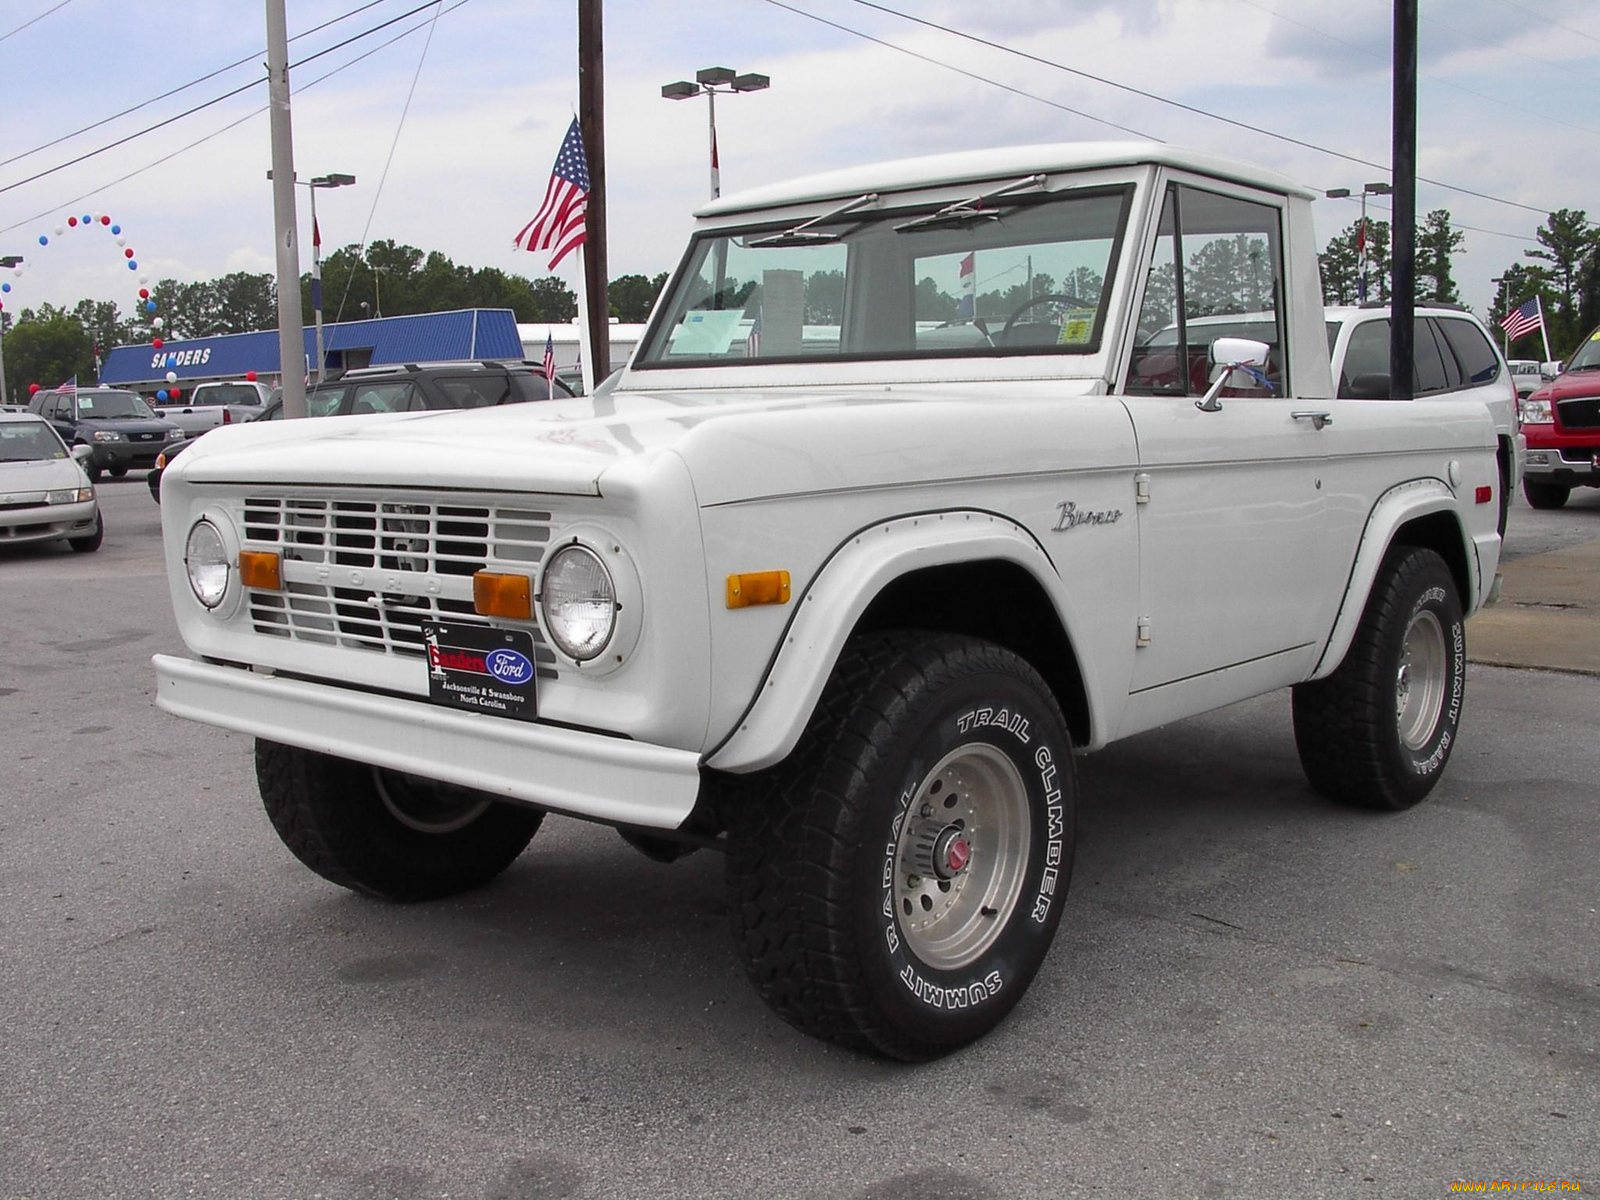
[422,622,538,721]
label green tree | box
[3,312,93,396]
[608,272,668,322]
[211,272,276,334]
[1319,220,1391,304]
[1414,209,1464,304]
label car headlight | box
[166,428,186,441]
[46,488,94,504]
[540,543,617,661]
[185,520,231,608]
[1519,396,1553,424]
[91,430,127,442]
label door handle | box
[1291,410,1333,430]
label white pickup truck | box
[154,142,1502,1060]
[152,379,271,436]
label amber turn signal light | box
[726,570,791,609]
[473,571,533,620]
[238,550,282,591]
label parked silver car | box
[0,412,102,552]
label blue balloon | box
[81,213,92,224]
[127,260,137,270]
[145,300,157,313]
[110,225,121,235]
[156,390,168,401]
[38,235,48,245]
[0,283,8,293]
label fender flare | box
[1310,478,1480,680]
[706,510,1105,773]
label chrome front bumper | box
[153,654,703,829]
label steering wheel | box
[998,293,1092,346]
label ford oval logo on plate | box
[485,647,535,685]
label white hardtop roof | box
[699,141,1314,218]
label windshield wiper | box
[893,173,1048,233]
[746,192,880,248]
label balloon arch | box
[2,211,183,400]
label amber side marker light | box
[474,571,533,620]
[727,570,791,609]
[238,550,282,591]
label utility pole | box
[578,0,609,382]
[1391,0,1417,401]
[266,0,308,418]
[0,254,20,406]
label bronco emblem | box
[1053,501,1123,531]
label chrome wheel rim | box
[893,743,1031,971]
[373,769,491,834]
[1396,610,1448,751]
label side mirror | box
[1196,337,1273,412]
[71,444,93,462]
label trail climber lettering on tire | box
[1033,744,1066,925]
[956,707,1032,741]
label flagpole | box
[575,253,597,397]
[1537,295,1552,365]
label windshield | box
[195,385,262,406]
[0,420,67,462]
[1565,327,1600,371]
[636,185,1131,367]
[76,391,154,419]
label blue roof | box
[98,308,524,386]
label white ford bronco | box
[155,143,1503,1060]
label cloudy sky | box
[2,0,1597,326]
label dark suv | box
[149,361,573,501]
[29,386,184,482]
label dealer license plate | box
[422,622,538,721]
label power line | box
[837,0,1560,222]
[0,0,451,198]
[0,0,74,44]
[0,0,394,172]
[0,0,470,239]
[1485,0,1600,47]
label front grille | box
[1557,397,1600,429]
[240,494,559,677]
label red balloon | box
[169,388,181,400]
[101,215,111,225]
[68,216,78,227]
[28,382,40,394]
[152,337,164,349]
[245,370,258,382]
[138,287,149,299]
[124,248,135,259]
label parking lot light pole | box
[0,254,21,406]
[1325,182,1392,303]
[661,67,770,199]
[308,174,355,381]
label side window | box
[1125,184,1286,395]
[434,375,513,408]
[1338,320,1391,398]
[1436,317,1502,387]
[1413,319,1451,394]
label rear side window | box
[1338,320,1390,398]
[1436,317,1502,386]
[1417,321,1457,392]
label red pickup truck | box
[1521,326,1600,508]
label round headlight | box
[185,519,231,608]
[540,543,617,661]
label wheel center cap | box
[934,828,971,879]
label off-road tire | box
[1522,480,1570,510]
[1292,546,1465,810]
[256,740,543,900]
[67,514,103,553]
[108,465,128,478]
[725,632,1076,1060]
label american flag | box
[746,307,762,357]
[513,119,590,271]
[58,374,77,398]
[1499,296,1544,342]
[542,331,556,387]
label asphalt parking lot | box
[2,479,1596,1199]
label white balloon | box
[152,317,164,329]
[166,371,177,383]
[116,237,126,247]
[54,226,64,235]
